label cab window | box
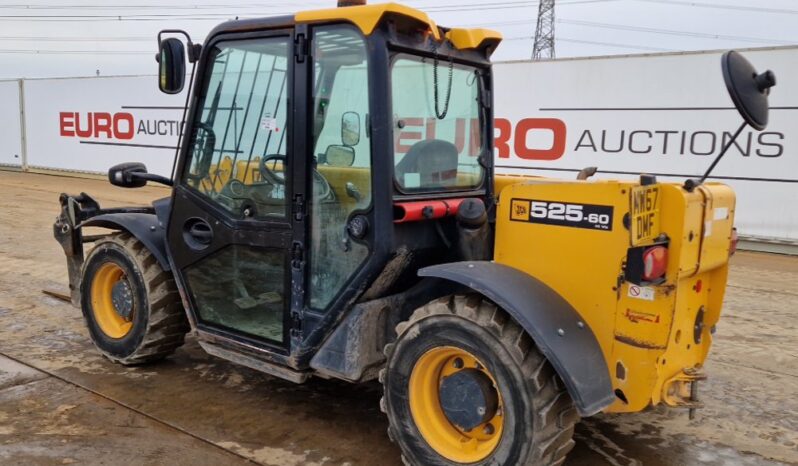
[391,55,485,193]
[183,37,290,219]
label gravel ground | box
[0,170,795,466]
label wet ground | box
[0,170,795,466]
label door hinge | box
[292,193,306,221]
[294,33,308,63]
[290,311,302,339]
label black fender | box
[80,212,171,272]
[419,261,614,416]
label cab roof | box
[296,2,502,52]
[206,2,502,54]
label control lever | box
[345,182,362,202]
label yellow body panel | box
[296,2,440,39]
[444,28,502,50]
[494,179,735,413]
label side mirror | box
[683,51,777,191]
[325,145,356,167]
[341,111,361,146]
[108,162,173,188]
[722,50,776,131]
[109,162,148,188]
[157,38,186,94]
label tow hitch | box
[663,367,707,420]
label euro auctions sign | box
[59,111,184,141]
[492,47,798,242]
[24,75,185,176]
[19,46,797,243]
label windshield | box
[391,54,484,193]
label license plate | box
[630,185,661,245]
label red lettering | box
[74,112,93,138]
[113,112,135,140]
[425,118,436,140]
[453,118,466,154]
[395,117,423,154]
[94,112,113,138]
[494,118,512,158]
[59,112,75,137]
[469,118,480,157]
[514,118,566,161]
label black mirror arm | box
[132,172,174,187]
[684,121,747,191]
[157,29,201,62]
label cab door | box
[167,29,307,352]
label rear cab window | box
[391,55,485,194]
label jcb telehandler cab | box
[54,2,776,464]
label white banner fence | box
[1,46,796,246]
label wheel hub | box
[439,369,499,432]
[90,262,134,339]
[408,346,504,463]
[111,279,134,320]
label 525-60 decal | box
[510,198,614,231]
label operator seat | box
[395,139,459,189]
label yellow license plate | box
[630,185,661,245]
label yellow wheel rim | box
[409,346,504,463]
[90,262,133,339]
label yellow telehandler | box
[54,1,776,464]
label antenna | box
[532,0,556,60]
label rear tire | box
[381,295,579,466]
[80,232,189,365]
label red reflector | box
[642,246,668,281]
[730,228,739,256]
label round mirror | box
[721,50,776,131]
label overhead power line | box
[558,19,797,45]
[0,2,319,9]
[634,0,798,15]
[0,36,153,42]
[0,49,152,54]
[556,36,673,52]
[506,35,673,52]
[0,0,620,21]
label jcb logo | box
[495,118,567,161]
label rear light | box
[642,245,668,282]
[730,228,739,256]
[625,241,669,285]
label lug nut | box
[483,423,495,435]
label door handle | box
[183,218,213,249]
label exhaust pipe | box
[338,0,366,6]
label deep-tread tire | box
[80,232,189,365]
[381,295,579,466]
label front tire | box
[80,232,189,365]
[381,295,578,466]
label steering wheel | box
[187,122,216,182]
[259,153,287,185]
[258,153,332,200]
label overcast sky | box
[0,0,796,79]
